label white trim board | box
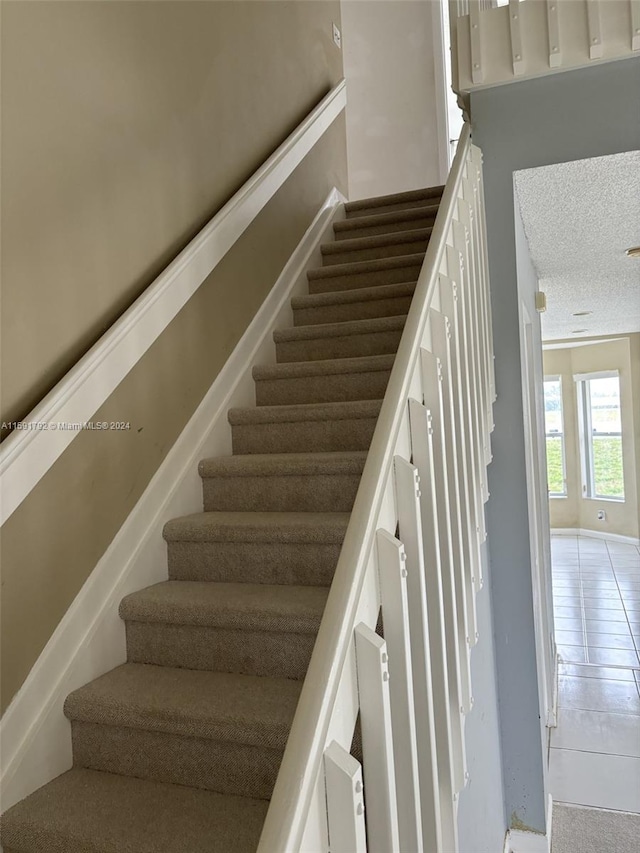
[552,528,640,547]
[0,79,347,526]
[0,189,346,812]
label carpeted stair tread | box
[199,450,368,479]
[65,663,300,749]
[228,398,382,426]
[320,228,431,265]
[0,768,269,853]
[253,352,395,381]
[274,313,406,343]
[164,510,351,543]
[292,281,416,312]
[334,205,439,239]
[307,252,425,283]
[322,226,431,255]
[344,185,444,217]
[120,580,329,633]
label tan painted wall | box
[1,0,344,426]
[340,0,442,200]
[0,1,347,712]
[544,335,640,540]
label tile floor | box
[549,534,640,813]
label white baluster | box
[393,456,443,853]
[438,273,481,644]
[324,741,367,853]
[470,146,496,407]
[452,218,488,545]
[586,0,603,59]
[411,381,467,801]
[462,171,493,459]
[546,0,562,67]
[376,530,424,853]
[426,311,475,712]
[469,0,484,84]
[508,0,525,75]
[458,193,489,483]
[446,240,486,570]
[354,623,400,853]
[632,0,640,50]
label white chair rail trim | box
[0,79,347,526]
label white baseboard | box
[505,796,553,853]
[0,187,345,812]
[552,527,640,547]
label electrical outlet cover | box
[332,22,341,49]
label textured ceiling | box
[514,151,640,342]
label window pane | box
[544,379,565,495]
[592,435,624,498]
[546,435,565,495]
[544,379,563,434]
[589,377,622,434]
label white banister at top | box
[451,0,639,93]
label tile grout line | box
[606,538,640,697]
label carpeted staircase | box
[1,185,443,853]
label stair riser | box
[202,473,361,512]
[308,263,422,294]
[322,237,429,266]
[71,722,281,800]
[168,541,341,585]
[255,369,391,406]
[125,623,316,680]
[275,328,403,363]
[293,293,413,326]
[334,213,437,241]
[345,197,442,219]
[231,416,376,455]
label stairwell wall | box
[0,0,347,712]
[471,55,640,837]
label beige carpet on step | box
[552,803,640,853]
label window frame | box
[543,374,567,498]
[575,370,625,502]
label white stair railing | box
[257,122,496,853]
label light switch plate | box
[332,22,341,49]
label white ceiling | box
[514,150,640,342]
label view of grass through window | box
[587,377,624,498]
[544,378,565,495]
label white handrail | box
[0,80,347,526]
[257,123,473,853]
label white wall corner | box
[0,187,345,812]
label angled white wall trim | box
[552,528,640,547]
[0,79,347,526]
[0,189,345,811]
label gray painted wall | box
[457,544,506,853]
[470,56,640,834]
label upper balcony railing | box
[450,0,640,93]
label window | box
[543,377,566,496]
[576,373,625,500]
